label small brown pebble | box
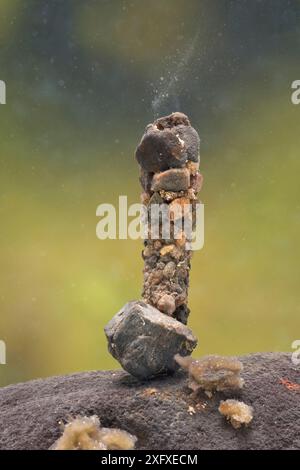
[157,294,176,315]
[186,188,197,200]
[186,160,199,175]
[143,246,153,258]
[169,245,183,261]
[159,190,183,202]
[148,270,163,285]
[190,173,204,192]
[139,169,153,193]
[175,230,186,248]
[163,261,176,278]
[160,244,175,256]
[153,240,162,250]
[146,255,158,268]
[154,112,190,128]
[156,261,165,270]
[169,197,191,221]
[173,304,190,324]
[141,192,150,205]
[177,265,188,279]
[151,168,190,192]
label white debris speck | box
[188,406,196,415]
[176,134,185,148]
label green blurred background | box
[0,0,300,387]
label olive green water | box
[0,1,299,386]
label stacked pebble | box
[135,112,203,325]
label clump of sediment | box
[50,415,137,450]
[219,399,254,429]
[175,354,244,395]
[136,112,203,324]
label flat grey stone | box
[104,300,197,379]
[0,353,299,450]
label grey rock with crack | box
[104,300,197,379]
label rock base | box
[0,353,299,450]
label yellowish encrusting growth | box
[50,415,137,450]
[219,399,253,429]
[99,428,137,450]
[174,354,244,394]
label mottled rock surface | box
[0,353,299,450]
[135,112,199,172]
[136,127,187,172]
[104,301,197,379]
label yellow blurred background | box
[0,0,300,387]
